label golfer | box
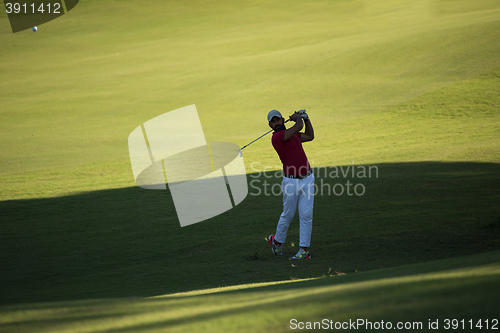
[267,109,315,260]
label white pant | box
[275,173,314,247]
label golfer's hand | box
[297,109,306,114]
[300,112,309,120]
[289,112,300,122]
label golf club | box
[238,110,307,157]
[238,119,289,157]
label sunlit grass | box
[0,0,499,332]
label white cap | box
[267,110,282,122]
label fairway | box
[1,252,499,332]
[1,0,499,332]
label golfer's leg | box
[298,174,314,248]
[275,178,298,244]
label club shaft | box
[240,119,290,151]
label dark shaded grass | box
[0,252,498,333]
[1,161,499,306]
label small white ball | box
[32,26,38,32]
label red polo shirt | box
[272,130,310,176]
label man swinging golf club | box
[267,109,315,260]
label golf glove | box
[300,112,309,120]
[297,109,307,114]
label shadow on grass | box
[0,161,499,306]
[1,252,499,333]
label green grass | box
[1,252,499,332]
[1,0,499,191]
[1,0,500,331]
[2,160,499,306]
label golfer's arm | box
[284,118,303,141]
[301,119,314,142]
